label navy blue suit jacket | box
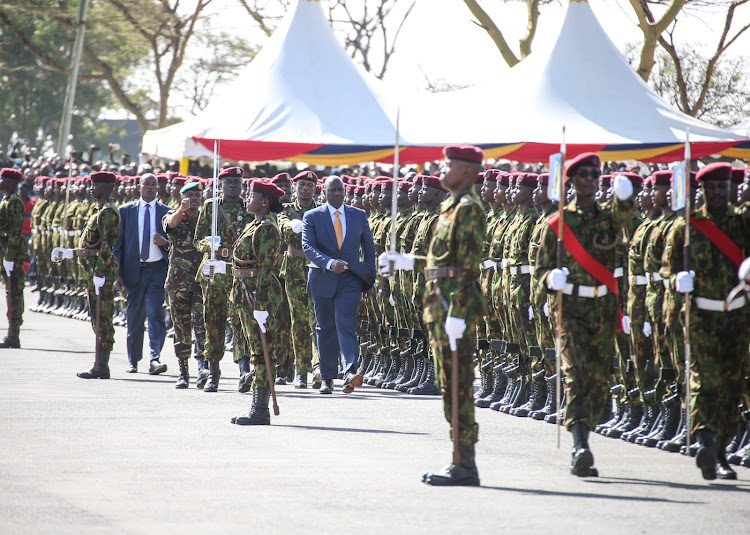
[113,200,170,289]
[302,204,376,298]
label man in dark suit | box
[302,176,376,394]
[113,173,171,374]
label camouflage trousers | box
[275,280,294,376]
[560,294,618,431]
[201,276,248,362]
[235,276,284,389]
[427,313,481,447]
[2,266,24,328]
[627,285,655,402]
[689,307,750,440]
[167,284,205,360]
[85,280,115,352]
[285,276,316,375]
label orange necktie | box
[334,210,343,249]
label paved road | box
[1,289,749,534]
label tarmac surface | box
[1,288,749,534]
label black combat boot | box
[409,357,440,395]
[474,370,493,404]
[715,436,737,480]
[398,355,424,392]
[512,369,547,417]
[231,387,271,425]
[531,373,557,420]
[77,349,111,379]
[385,352,409,389]
[477,367,506,409]
[695,429,717,480]
[175,358,189,389]
[570,422,598,477]
[596,385,624,434]
[0,326,20,348]
[356,348,373,377]
[195,357,209,389]
[422,444,480,487]
[203,359,221,392]
[237,357,253,393]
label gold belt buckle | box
[593,286,599,298]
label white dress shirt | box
[325,203,347,271]
[138,199,163,262]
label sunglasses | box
[576,169,602,180]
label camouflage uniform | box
[529,207,557,374]
[419,189,487,446]
[78,202,120,351]
[0,191,29,329]
[536,195,634,431]
[164,210,205,360]
[194,197,249,363]
[231,216,284,388]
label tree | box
[627,0,687,82]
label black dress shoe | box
[149,360,168,375]
[342,372,364,394]
[125,365,138,373]
[320,379,334,394]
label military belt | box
[629,275,648,286]
[215,247,232,259]
[694,295,747,312]
[650,272,664,283]
[286,245,306,258]
[613,267,624,278]
[424,266,464,280]
[233,267,260,278]
[662,279,671,290]
[75,248,100,257]
[480,259,496,271]
[562,283,609,298]
[509,265,534,276]
[67,230,77,237]
[500,258,509,270]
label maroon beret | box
[355,185,365,196]
[315,185,322,194]
[292,171,317,183]
[566,152,601,178]
[731,168,746,184]
[0,168,23,181]
[651,170,672,186]
[155,172,169,184]
[90,171,117,184]
[443,145,484,164]
[272,172,291,184]
[218,166,244,179]
[167,171,185,181]
[413,174,426,185]
[250,179,285,198]
[475,172,485,184]
[372,181,385,192]
[616,172,643,189]
[423,176,448,192]
[598,175,612,186]
[538,173,550,186]
[484,169,501,182]
[171,176,186,187]
[508,172,522,185]
[497,172,510,187]
[517,173,538,188]
[697,162,732,182]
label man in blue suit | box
[302,176,376,394]
[113,173,171,374]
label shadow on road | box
[480,484,702,504]
[587,476,750,493]
[23,347,89,354]
[274,423,428,436]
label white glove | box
[207,236,221,249]
[613,174,634,201]
[389,293,395,307]
[543,302,549,317]
[546,267,569,291]
[202,260,227,276]
[642,321,652,338]
[93,276,106,295]
[739,257,750,283]
[378,252,415,272]
[3,260,13,275]
[52,247,75,262]
[675,270,695,293]
[528,305,534,320]
[290,219,303,234]
[411,295,415,305]
[621,315,631,334]
[445,316,466,351]
[253,310,269,333]
[482,259,497,270]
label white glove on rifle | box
[621,315,631,334]
[642,321,652,338]
[543,302,550,317]
[3,260,13,275]
[207,236,221,249]
[202,260,227,276]
[675,270,695,293]
[613,174,634,201]
[739,257,750,283]
[389,294,395,307]
[445,316,466,351]
[93,276,106,295]
[253,310,269,333]
[546,267,569,291]
[290,219,303,234]
[378,252,415,275]
[528,305,534,320]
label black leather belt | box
[140,260,161,267]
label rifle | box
[239,279,279,416]
[554,127,567,449]
[208,141,219,285]
[682,132,692,450]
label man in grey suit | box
[302,176,376,394]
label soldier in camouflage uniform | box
[664,162,750,481]
[276,171,318,388]
[536,153,634,477]
[164,179,206,389]
[231,180,286,426]
[0,168,30,348]
[383,145,487,486]
[71,171,121,379]
[194,166,249,392]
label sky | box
[125,0,750,121]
